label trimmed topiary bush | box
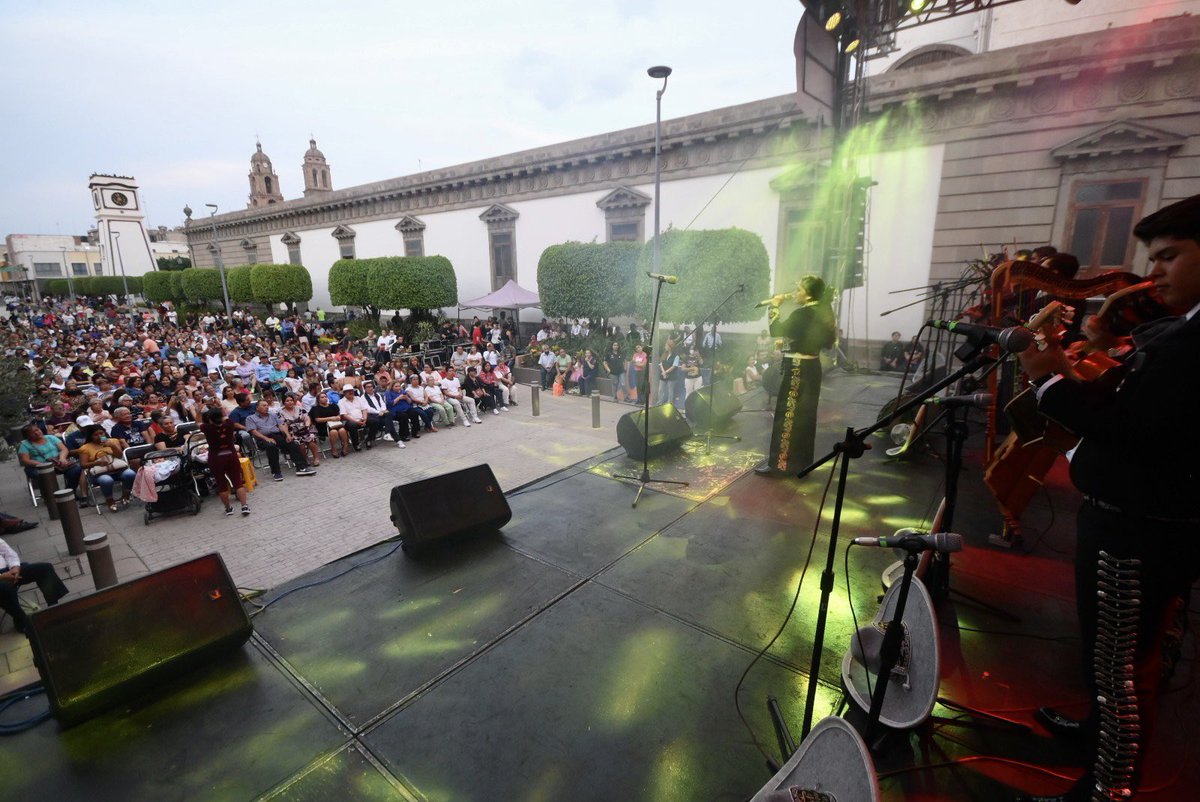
[226,265,255,304]
[367,255,457,312]
[329,259,378,320]
[537,241,640,320]
[635,228,770,325]
[143,271,183,304]
[179,268,225,303]
[250,263,312,311]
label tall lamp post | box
[648,65,672,279]
[205,203,232,318]
[112,230,130,299]
[58,246,76,302]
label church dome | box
[251,141,271,165]
[304,138,326,162]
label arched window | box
[321,170,327,188]
[265,176,273,194]
[312,169,318,186]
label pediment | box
[394,215,426,234]
[478,203,520,225]
[769,163,827,193]
[240,238,257,250]
[1051,121,1185,161]
[330,224,357,240]
[596,185,651,211]
[280,231,301,245]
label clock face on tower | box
[110,192,129,207]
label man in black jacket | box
[1015,194,1200,801]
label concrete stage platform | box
[2,371,1196,801]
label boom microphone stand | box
[792,346,1001,739]
[615,274,688,507]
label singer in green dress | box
[756,275,836,477]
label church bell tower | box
[248,141,285,208]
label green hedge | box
[537,241,640,319]
[226,265,255,304]
[44,279,70,296]
[367,256,457,311]
[180,267,225,303]
[329,259,374,308]
[143,271,183,304]
[250,263,312,307]
[635,228,770,324]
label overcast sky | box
[2,0,800,235]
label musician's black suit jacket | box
[1039,312,1200,519]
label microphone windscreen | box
[997,326,1035,353]
[935,533,964,552]
[850,625,885,674]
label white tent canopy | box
[459,279,541,310]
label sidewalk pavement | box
[0,387,632,694]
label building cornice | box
[187,94,817,243]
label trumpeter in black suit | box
[756,275,836,478]
[1015,194,1200,802]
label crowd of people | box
[5,299,531,517]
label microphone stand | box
[791,345,1000,739]
[614,275,688,507]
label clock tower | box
[89,174,158,282]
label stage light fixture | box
[842,24,861,53]
[824,9,843,31]
[909,0,932,12]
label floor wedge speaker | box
[685,383,743,430]
[616,403,693,461]
[390,463,511,550]
[26,553,252,726]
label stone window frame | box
[240,238,258,265]
[769,166,829,292]
[395,216,426,257]
[281,232,302,265]
[479,204,520,291]
[331,224,356,260]
[596,186,651,243]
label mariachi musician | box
[755,275,836,477]
[1013,194,1200,802]
[984,280,1167,545]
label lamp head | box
[205,203,218,213]
[647,65,673,80]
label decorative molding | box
[330,224,356,240]
[479,203,520,227]
[280,231,301,245]
[595,186,651,212]
[394,215,426,233]
[240,238,257,250]
[1051,120,1185,161]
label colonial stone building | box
[186,12,1200,342]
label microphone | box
[852,529,963,553]
[927,319,1035,353]
[647,272,678,284]
[923,393,993,409]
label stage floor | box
[3,372,1196,801]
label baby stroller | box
[140,444,203,525]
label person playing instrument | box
[1013,194,1200,802]
[755,275,836,477]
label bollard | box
[36,463,61,520]
[530,384,540,417]
[84,532,118,590]
[591,390,601,429]
[54,489,86,556]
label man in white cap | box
[337,384,371,450]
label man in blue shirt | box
[109,407,151,448]
[245,399,316,481]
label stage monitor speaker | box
[26,553,252,726]
[685,383,743,430]
[390,463,511,549]
[615,403,693,461]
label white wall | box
[267,167,785,330]
[840,143,946,346]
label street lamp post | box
[205,203,232,318]
[112,231,130,299]
[648,65,672,279]
[59,246,76,302]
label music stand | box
[614,275,688,507]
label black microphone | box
[926,319,1035,353]
[852,529,963,552]
[647,272,678,284]
[923,393,993,409]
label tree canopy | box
[143,271,183,304]
[250,264,312,310]
[635,228,770,324]
[367,256,458,312]
[225,265,255,304]
[179,268,225,303]
[537,241,640,319]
